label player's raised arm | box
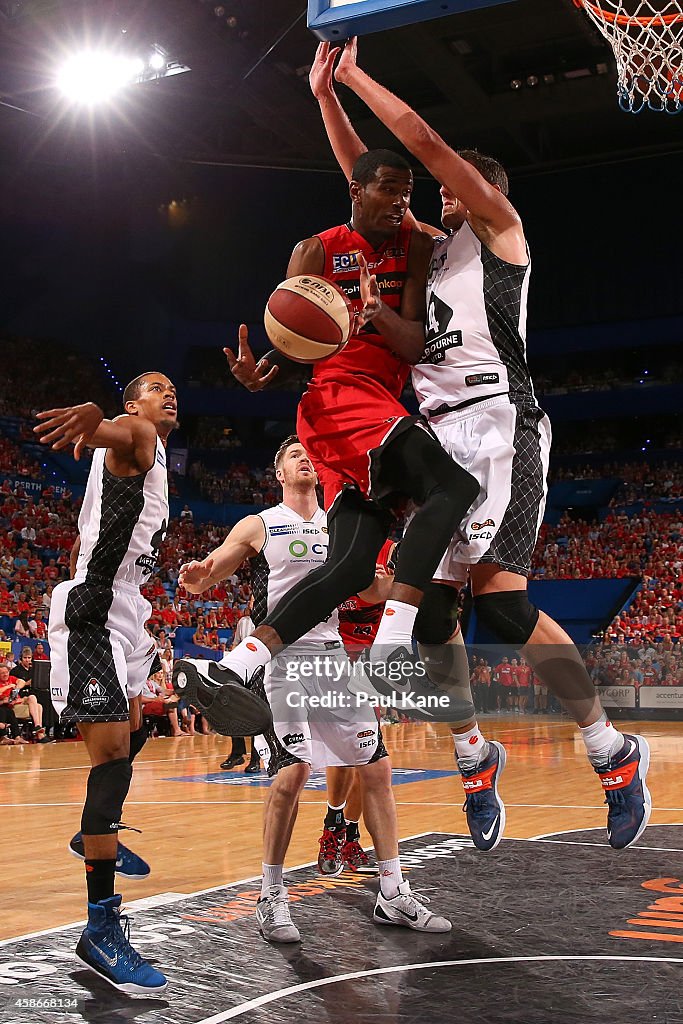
[34,403,156,464]
[179,515,266,595]
[310,40,367,182]
[311,39,438,239]
[334,39,523,243]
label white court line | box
[0,752,222,776]
[0,831,436,946]
[3,798,683,806]
[530,822,683,840]
[193,955,683,1024]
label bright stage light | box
[55,51,142,105]
[149,51,165,70]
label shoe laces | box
[463,792,490,815]
[319,829,342,860]
[105,909,145,970]
[343,840,369,865]
[264,888,292,927]
[399,885,432,907]
[604,788,628,811]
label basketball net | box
[574,0,683,112]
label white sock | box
[452,723,488,767]
[372,601,418,651]
[261,863,283,897]
[219,637,271,683]
[579,713,623,767]
[378,856,404,899]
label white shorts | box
[428,395,551,580]
[48,577,157,724]
[252,643,385,775]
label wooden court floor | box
[1,715,680,941]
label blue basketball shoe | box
[75,895,168,996]
[69,833,150,880]
[595,734,652,849]
[458,740,507,851]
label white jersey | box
[75,435,169,589]
[413,221,535,414]
[250,503,340,647]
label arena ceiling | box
[0,0,682,178]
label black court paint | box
[1,830,682,1024]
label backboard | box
[307,0,516,41]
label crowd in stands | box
[0,336,117,421]
[0,434,43,481]
[549,461,683,505]
[188,459,278,506]
[189,417,243,451]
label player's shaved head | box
[123,372,170,405]
[352,149,412,186]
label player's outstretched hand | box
[179,558,215,594]
[334,36,359,85]
[34,402,104,460]
[310,41,341,99]
[224,324,279,392]
[357,252,382,324]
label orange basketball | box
[264,275,353,364]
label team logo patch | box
[332,251,361,274]
[82,679,107,708]
[471,519,495,531]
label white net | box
[575,0,683,112]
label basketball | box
[264,275,353,363]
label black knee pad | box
[474,590,540,647]
[81,758,132,835]
[128,727,146,764]
[414,582,461,645]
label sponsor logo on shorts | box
[465,372,500,386]
[246,643,258,652]
[135,554,157,573]
[359,739,374,749]
[82,679,108,709]
[470,518,495,541]
[282,733,305,746]
[357,729,374,738]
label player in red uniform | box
[178,150,479,732]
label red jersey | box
[495,663,514,687]
[297,222,415,508]
[312,222,412,399]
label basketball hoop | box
[573,0,683,112]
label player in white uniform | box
[175,436,451,943]
[35,375,177,995]
[309,39,651,854]
[36,375,267,997]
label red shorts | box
[297,375,412,510]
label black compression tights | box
[264,488,390,646]
[265,424,479,646]
[378,425,479,593]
